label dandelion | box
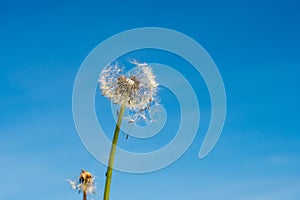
[98,61,159,200]
[67,169,96,200]
[99,61,159,110]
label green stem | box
[103,105,126,200]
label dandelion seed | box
[67,180,77,190]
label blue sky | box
[1,0,300,199]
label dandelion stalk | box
[103,104,125,200]
[83,191,87,200]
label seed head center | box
[126,78,135,85]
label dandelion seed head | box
[67,169,96,194]
[99,61,159,111]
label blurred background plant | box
[67,169,96,200]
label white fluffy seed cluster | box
[99,61,159,111]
